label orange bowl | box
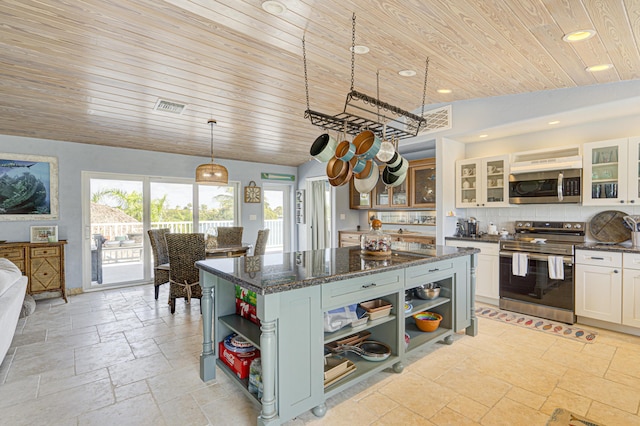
[413,312,442,332]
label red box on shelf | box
[236,298,260,326]
[218,341,260,379]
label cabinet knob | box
[621,200,625,203]
[631,200,636,204]
[614,270,619,274]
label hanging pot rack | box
[302,13,429,139]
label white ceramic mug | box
[496,178,504,186]
[462,181,470,189]
[487,165,496,174]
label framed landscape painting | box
[0,153,59,220]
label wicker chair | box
[165,233,205,314]
[253,229,270,255]
[216,226,243,246]
[147,228,170,300]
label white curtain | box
[310,180,327,249]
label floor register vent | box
[154,99,187,115]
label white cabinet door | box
[477,253,499,301]
[445,240,499,303]
[456,155,509,208]
[623,268,640,328]
[627,137,640,205]
[575,264,622,323]
[583,138,628,206]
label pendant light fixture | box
[195,119,228,185]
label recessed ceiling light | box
[350,45,369,54]
[479,134,488,138]
[398,69,416,77]
[562,29,596,42]
[261,1,287,15]
[586,63,614,72]
[548,120,560,125]
[437,89,452,94]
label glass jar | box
[361,219,392,256]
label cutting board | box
[589,210,631,243]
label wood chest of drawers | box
[0,241,67,302]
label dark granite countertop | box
[445,235,513,244]
[196,244,479,295]
[576,242,640,253]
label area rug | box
[475,306,598,343]
[546,408,603,425]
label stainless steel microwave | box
[509,169,581,204]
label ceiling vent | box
[154,99,187,115]
[419,105,452,134]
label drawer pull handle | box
[590,257,604,260]
[614,270,620,274]
[362,283,377,288]
[428,268,439,272]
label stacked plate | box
[223,333,256,357]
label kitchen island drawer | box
[405,260,455,287]
[322,270,403,309]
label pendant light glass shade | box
[196,119,228,185]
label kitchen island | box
[196,244,479,425]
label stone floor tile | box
[479,397,549,426]
[77,393,165,426]
[539,387,592,417]
[587,400,640,425]
[435,364,510,407]
[542,344,610,377]
[147,365,210,404]
[108,352,172,387]
[96,317,145,337]
[430,406,482,425]
[445,395,489,422]
[200,391,260,426]
[158,394,209,426]
[0,375,38,409]
[356,391,399,418]
[115,379,150,402]
[379,372,457,418]
[39,367,110,397]
[559,367,640,413]
[505,386,546,410]
[74,338,135,374]
[5,346,75,383]
[609,346,640,379]
[370,406,435,426]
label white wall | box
[0,135,297,291]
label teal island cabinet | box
[196,244,479,425]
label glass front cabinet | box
[583,137,640,206]
[373,166,409,208]
[456,155,509,208]
[409,158,436,208]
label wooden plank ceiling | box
[1,0,639,167]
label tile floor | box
[2,285,640,426]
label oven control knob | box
[524,222,531,227]
[516,222,523,227]
[564,223,572,229]
[574,223,582,229]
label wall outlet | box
[249,214,257,221]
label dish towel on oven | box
[512,253,528,277]
[548,256,564,280]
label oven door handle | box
[499,251,573,264]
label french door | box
[82,172,239,291]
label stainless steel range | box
[499,221,586,324]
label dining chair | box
[147,228,170,300]
[216,226,243,246]
[165,233,205,314]
[253,229,270,255]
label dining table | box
[157,243,252,272]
